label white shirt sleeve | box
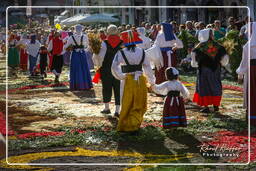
[173,34,183,49]
[47,39,53,52]
[220,54,229,66]
[236,45,249,77]
[191,52,198,67]
[142,52,156,85]
[180,82,190,99]
[111,51,126,80]
[152,82,169,95]
[64,36,73,49]
[83,34,88,48]
[92,41,107,67]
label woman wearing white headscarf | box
[191,29,229,113]
[136,27,151,50]
[64,24,93,90]
[236,22,256,126]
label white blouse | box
[26,40,41,57]
[152,80,190,98]
[93,41,107,67]
[236,45,256,77]
[64,34,88,50]
[154,32,183,48]
[137,36,152,50]
[111,47,155,85]
[191,52,229,68]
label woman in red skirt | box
[17,34,29,70]
[153,23,183,84]
[152,67,190,128]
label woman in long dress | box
[153,23,183,84]
[8,34,19,68]
[17,33,29,70]
[237,22,256,126]
[64,24,93,90]
[191,29,229,113]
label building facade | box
[2,0,256,26]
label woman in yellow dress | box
[111,30,155,134]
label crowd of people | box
[3,15,255,134]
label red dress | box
[19,48,28,70]
[163,91,187,128]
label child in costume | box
[37,45,48,79]
[26,34,41,76]
[152,67,189,128]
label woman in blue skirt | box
[64,24,93,90]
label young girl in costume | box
[37,45,48,79]
[152,67,190,128]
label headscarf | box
[107,25,118,35]
[75,24,84,34]
[30,34,36,44]
[198,28,211,43]
[161,23,175,41]
[136,27,146,36]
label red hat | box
[120,30,142,46]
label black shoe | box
[213,106,219,112]
[44,72,47,78]
[200,107,210,113]
[101,109,111,114]
[129,131,139,136]
[54,76,59,83]
[114,112,119,118]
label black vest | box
[72,35,84,49]
[120,49,145,73]
[101,40,122,73]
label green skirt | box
[8,47,20,67]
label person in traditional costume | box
[8,34,20,69]
[47,32,64,83]
[93,25,123,116]
[154,23,183,84]
[64,24,93,90]
[0,133,5,157]
[26,34,41,76]
[191,29,229,113]
[37,45,48,79]
[236,22,256,126]
[111,30,155,134]
[46,29,55,70]
[17,33,29,70]
[99,29,107,40]
[136,27,151,50]
[152,67,189,128]
[63,32,73,66]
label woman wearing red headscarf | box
[17,33,29,70]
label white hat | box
[198,28,211,43]
[107,24,118,35]
[75,24,84,34]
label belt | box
[251,59,256,66]
[160,47,172,52]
